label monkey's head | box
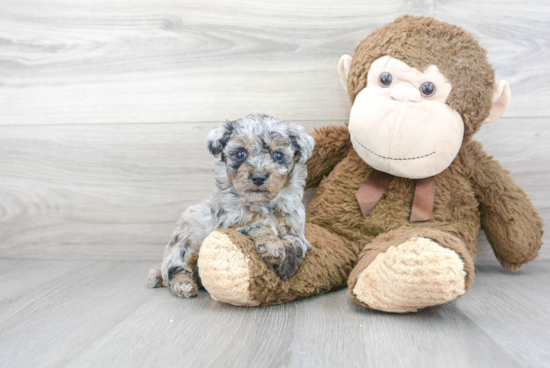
[339,16,510,179]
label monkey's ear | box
[206,121,234,157]
[485,80,511,123]
[338,55,352,92]
[288,124,315,164]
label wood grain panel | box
[0,259,548,367]
[455,262,550,367]
[0,118,547,260]
[1,0,549,125]
[0,259,152,367]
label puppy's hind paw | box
[147,267,163,288]
[170,273,198,298]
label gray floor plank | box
[0,259,98,321]
[65,291,520,368]
[0,260,152,367]
[0,260,548,368]
[454,263,550,367]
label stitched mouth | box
[353,137,435,161]
[249,189,267,193]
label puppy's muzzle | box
[250,174,269,186]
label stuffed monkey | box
[197,16,543,312]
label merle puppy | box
[147,114,315,298]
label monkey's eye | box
[273,152,284,162]
[235,149,247,160]
[420,82,436,97]
[379,72,393,87]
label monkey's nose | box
[390,85,421,102]
[251,174,268,186]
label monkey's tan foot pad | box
[198,230,260,306]
[351,237,467,313]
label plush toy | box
[197,15,543,312]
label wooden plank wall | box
[1,0,549,260]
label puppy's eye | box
[235,150,247,160]
[273,152,284,162]
[420,82,436,97]
[379,72,393,87]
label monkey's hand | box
[467,141,543,271]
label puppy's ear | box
[206,121,234,158]
[288,123,315,164]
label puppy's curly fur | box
[147,114,315,298]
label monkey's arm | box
[306,125,352,188]
[466,141,543,271]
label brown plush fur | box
[306,125,542,269]
[307,145,482,258]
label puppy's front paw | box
[272,235,309,280]
[272,246,303,280]
[169,273,198,298]
[255,236,286,271]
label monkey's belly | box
[306,153,481,254]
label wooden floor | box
[1,1,550,367]
[0,259,549,368]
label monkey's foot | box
[198,225,356,307]
[198,230,260,306]
[349,234,473,313]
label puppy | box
[147,114,315,298]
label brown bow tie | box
[355,169,435,222]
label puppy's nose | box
[251,174,268,186]
[390,85,421,103]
